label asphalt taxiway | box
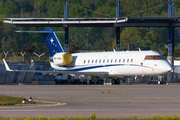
[0,85,180,118]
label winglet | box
[3,59,11,71]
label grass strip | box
[0,94,23,105]
[0,115,180,120]
[0,94,36,105]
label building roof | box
[3,17,180,27]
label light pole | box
[4,51,8,60]
[20,52,26,63]
[34,52,45,61]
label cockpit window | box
[159,53,166,60]
[153,56,162,60]
[145,55,164,60]
[145,56,153,60]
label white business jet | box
[3,27,172,80]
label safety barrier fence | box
[0,63,179,84]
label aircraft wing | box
[3,59,109,75]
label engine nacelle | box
[52,52,73,66]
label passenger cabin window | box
[127,59,129,62]
[131,59,133,62]
[115,59,117,63]
[84,60,86,64]
[119,59,121,63]
[92,60,94,63]
[103,59,105,63]
[107,59,109,63]
[99,60,101,63]
[88,60,90,63]
[95,60,97,63]
[111,59,113,63]
[123,59,125,62]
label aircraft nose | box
[158,61,172,73]
[165,63,173,72]
[167,66,173,72]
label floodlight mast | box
[167,0,174,69]
[116,1,120,51]
[64,1,68,52]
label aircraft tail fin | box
[16,27,64,57]
[43,28,64,57]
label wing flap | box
[3,59,109,75]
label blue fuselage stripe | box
[52,64,156,72]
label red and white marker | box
[22,100,26,103]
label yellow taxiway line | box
[103,90,125,96]
[0,100,66,108]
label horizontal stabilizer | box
[3,59,11,71]
[15,31,65,33]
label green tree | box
[112,27,163,51]
[1,0,180,60]
[0,1,20,16]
